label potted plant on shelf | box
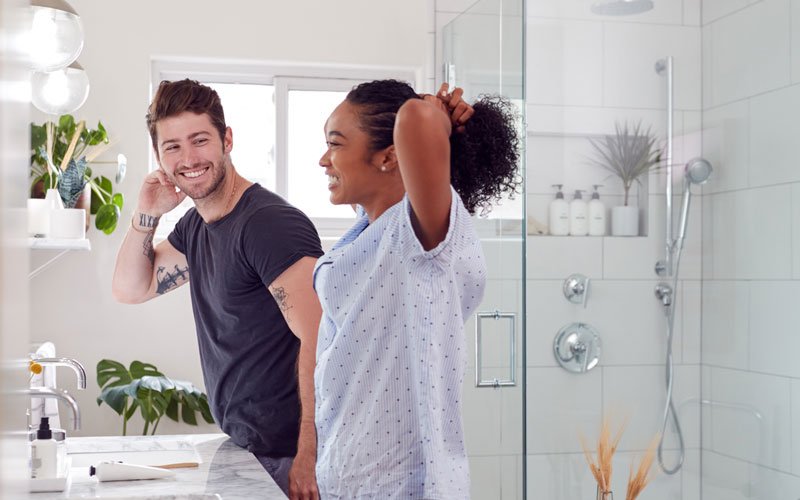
[588,121,661,236]
[96,359,214,436]
[30,114,126,235]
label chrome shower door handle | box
[475,310,516,388]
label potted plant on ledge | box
[30,114,126,235]
[588,121,661,236]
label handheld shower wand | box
[658,157,713,475]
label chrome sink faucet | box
[32,357,87,389]
[24,387,81,430]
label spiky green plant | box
[588,122,661,206]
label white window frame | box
[149,58,420,239]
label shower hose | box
[658,247,686,475]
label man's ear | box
[223,126,233,153]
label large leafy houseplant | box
[588,121,661,206]
[30,114,126,234]
[96,359,214,436]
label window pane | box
[209,83,276,191]
[287,89,355,219]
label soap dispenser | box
[31,417,57,479]
[588,184,607,236]
[569,189,588,236]
[548,184,570,236]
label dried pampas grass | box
[579,417,626,494]
[625,435,659,500]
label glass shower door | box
[442,1,526,498]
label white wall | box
[1,0,32,497]
[523,1,702,499]
[700,0,800,497]
[30,0,429,438]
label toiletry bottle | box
[31,417,57,479]
[569,190,588,236]
[548,184,570,236]
[588,184,607,236]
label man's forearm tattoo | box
[156,264,189,295]
[270,287,293,321]
[138,213,159,229]
[142,231,155,264]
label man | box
[112,79,321,500]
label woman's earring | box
[381,166,387,172]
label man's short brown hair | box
[146,79,227,156]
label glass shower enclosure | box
[443,0,527,498]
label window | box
[150,60,419,239]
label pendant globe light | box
[31,60,89,115]
[29,0,84,72]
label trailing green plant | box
[96,359,214,436]
[588,121,661,206]
[30,114,126,234]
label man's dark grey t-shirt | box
[168,184,323,457]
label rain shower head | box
[591,0,654,16]
[684,157,713,185]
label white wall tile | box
[682,449,702,500]
[436,0,477,13]
[462,366,504,455]
[702,99,750,194]
[526,235,603,279]
[795,184,800,279]
[603,365,700,452]
[468,455,502,500]
[525,453,596,500]
[526,19,603,106]
[528,0,683,25]
[710,367,792,472]
[526,367,602,454]
[675,110,703,168]
[710,186,794,279]
[704,0,792,107]
[793,0,800,83]
[526,135,628,196]
[748,281,800,378]
[680,280,701,364]
[526,280,578,367]
[526,104,666,137]
[702,0,750,24]
[701,451,751,500]
[613,450,684,500]
[702,366,712,450]
[482,239,524,280]
[603,23,701,110]
[591,281,674,366]
[500,455,521,500]
[749,462,800,499]
[793,379,800,476]
[684,0,702,26]
[749,84,800,187]
[701,281,750,370]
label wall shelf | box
[28,238,91,279]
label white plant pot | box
[611,205,639,236]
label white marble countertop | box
[30,433,287,499]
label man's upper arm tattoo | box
[270,286,293,322]
[156,264,189,295]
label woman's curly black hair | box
[346,79,522,215]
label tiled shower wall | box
[700,0,800,497]
[523,2,703,498]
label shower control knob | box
[655,283,673,307]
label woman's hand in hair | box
[439,85,474,133]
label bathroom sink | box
[67,438,201,468]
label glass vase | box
[596,486,614,500]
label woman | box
[313,80,520,499]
